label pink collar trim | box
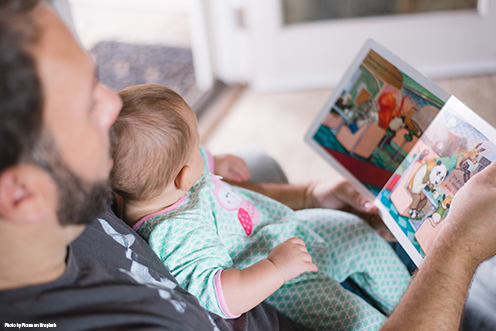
[132,194,187,231]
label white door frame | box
[192,0,252,87]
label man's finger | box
[377,230,396,242]
[234,166,250,181]
[336,182,377,213]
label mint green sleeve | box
[146,210,234,318]
[199,145,214,174]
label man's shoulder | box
[0,209,216,331]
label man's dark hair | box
[0,0,42,173]
[0,1,110,226]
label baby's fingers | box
[298,254,318,273]
[230,158,250,181]
[287,237,307,249]
[295,241,317,272]
[305,261,318,273]
[290,238,312,254]
[298,251,314,266]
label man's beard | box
[49,157,112,226]
[31,133,113,226]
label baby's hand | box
[213,154,250,183]
[267,237,318,282]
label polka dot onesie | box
[135,148,410,331]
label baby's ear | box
[174,165,192,192]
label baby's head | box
[111,84,204,206]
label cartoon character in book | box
[425,194,452,226]
[457,143,485,167]
[452,143,485,182]
[407,160,448,219]
[356,99,379,128]
[388,116,406,133]
[377,93,410,129]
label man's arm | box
[229,181,311,210]
[381,232,477,330]
[230,178,394,240]
[383,161,496,330]
[229,178,373,211]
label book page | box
[305,40,449,200]
[376,96,496,267]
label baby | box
[111,84,410,330]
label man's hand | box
[439,160,496,265]
[214,154,250,183]
[306,178,395,241]
[267,237,318,282]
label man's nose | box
[98,84,122,130]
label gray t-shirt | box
[0,209,303,331]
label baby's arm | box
[221,237,317,315]
[213,154,250,182]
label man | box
[0,1,495,330]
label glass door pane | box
[282,0,478,25]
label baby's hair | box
[111,84,192,202]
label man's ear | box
[174,165,192,192]
[0,165,55,225]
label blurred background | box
[53,0,496,184]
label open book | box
[305,39,496,267]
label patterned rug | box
[90,41,200,107]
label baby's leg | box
[296,209,410,314]
[266,277,386,331]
